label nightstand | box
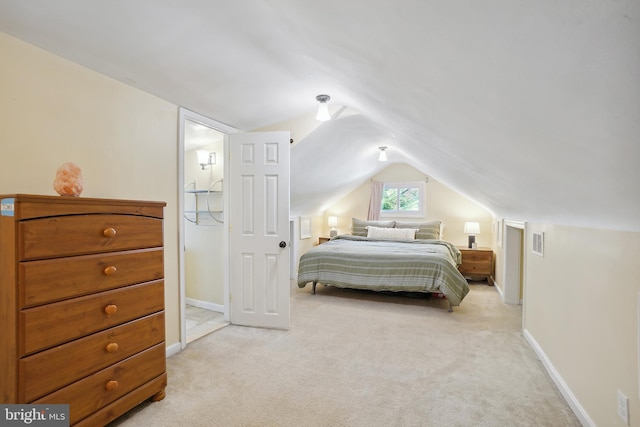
[457,246,494,285]
[318,237,331,244]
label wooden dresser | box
[457,246,494,285]
[0,194,167,426]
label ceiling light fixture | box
[378,146,388,162]
[315,94,331,121]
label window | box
[380,181,425,217]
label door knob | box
[279,241,287,248]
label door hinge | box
[229,293,232,303]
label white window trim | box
[379,181,426,218]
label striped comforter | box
[297,235,470,306]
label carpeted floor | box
[109,282,581,427]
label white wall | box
[0,32,181,346]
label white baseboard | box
[165,341,181,358]
[492,280,523,305]
[523,329,595,427]
[492,279,505,301]
[185,297,224,313]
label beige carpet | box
[109,282,580,427]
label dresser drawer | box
[21,312,165,402]
[20,248,164,308]
[34,343,166,426]
[19,214,163,260]
[20,280,164,355]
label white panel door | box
[229,131,290,329]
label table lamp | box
[464,221,480,248]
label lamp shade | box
[328,216,338,227]
[315,94,331,121]
[196,150,210,166]
[316,102,330,121]
[464,222,480,234]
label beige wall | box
[322,162,494,248]
[524,224,640,426]
[0,32,181,347]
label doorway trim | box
[178,108,237,350]
[503,219,526,330]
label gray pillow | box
[351,218,395,237]
[396,220,441,240]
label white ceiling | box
[184,120,224,152]
[1,0,638,230]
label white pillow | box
[367,226,418,240]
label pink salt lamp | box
[53,162,84,197]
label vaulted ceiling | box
[1,1,638,230]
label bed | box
[297,220,470,311]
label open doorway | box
[178,108,237,348]
[503,220,526,306]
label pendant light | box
[315,94,331,121]
[378,146,388,162]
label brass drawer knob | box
[103,228,117,238]
[105,342,119,353]
[105,380,119,391]
[103,266,117,276]
[104,304,118,315]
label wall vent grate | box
[532,232,544,257]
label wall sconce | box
[196,150,216,170]
[315,94,331,121]
[464,221,480,248]
[328,215,338,237]
[378,146,388,162]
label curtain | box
[367,180,384,220]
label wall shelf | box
[184,180,223,225]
